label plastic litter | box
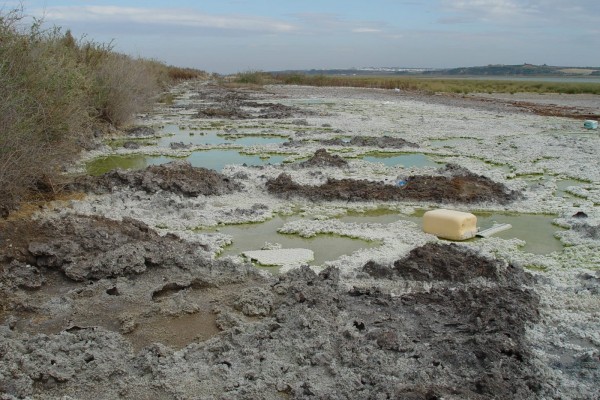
[584,120,598,130]
[476,223,512,238]
[422,209,478,241]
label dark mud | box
[268,164,519,205]
[0,252,546,399]
[502,100,600,120]
[124,126,156,137]
[570,221,600,240]
[297,149,349,168]
[0,214,237,282]
[364,242,532,285]
[321,135,418,149]
[70,161,239,197]
[192,85,314,120]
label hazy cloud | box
[352,28,382,33]
[439,0,600,25]
[37,6,298,34]
[289,12,387,35]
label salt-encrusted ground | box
[1,81,598,399]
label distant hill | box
[423,64,600,76]
[270,64,600,77]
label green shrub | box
[234,70,268,85]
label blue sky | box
[10,0,600,73]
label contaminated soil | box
[1,81,599,399]
[320,135,418,149]
[267,164,519,204]
[69,160,240,197]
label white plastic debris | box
[423,209,478,241]
[242,248,314,267]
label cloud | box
[289,12,387,36]
[35,6,298,34]
[439,0,600,26]
[352,28,382,33]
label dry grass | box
[268,74,600,95]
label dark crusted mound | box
[193,85,313,120]
[267,164,519,204]
[321,135,418,149]
[364,242,532,285]
[0,214,217,282]
[71,161,239,197]
[298,149,348,168]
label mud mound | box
[124,126,156,137]
[321,135,418,148]
[244,101,299,119]
[267,164,518,204]
[0,214,216,282]
[71,161,239,196]
[298,149,348,168]
[197,105,251,119]
[193,85,312,120]
[570,221,600,240]
[364,243,532,285]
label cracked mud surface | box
[1,81,599,399]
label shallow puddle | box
[87,150,287,175]
[340,208,565,255]
[361,152,442,168]
[555,178,587,197]
[125,311,219,352]
[203,215,380,268]
[474,212,565,254]
[156,125,287,147]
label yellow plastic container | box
[423,209,478,241]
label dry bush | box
[0,12,90,215]
[90,53,162,126]
[0,8,207,215]
[167,66,206,81]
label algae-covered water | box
[155,125,287,147]
[340,209,565,255]
[203,215,380,267]
[87,150,287,175]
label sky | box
[8,0,600,73]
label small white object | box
[242,248,314,266]
[423,209,478,241]
[476,223,512,238]
[584,120,598,130]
